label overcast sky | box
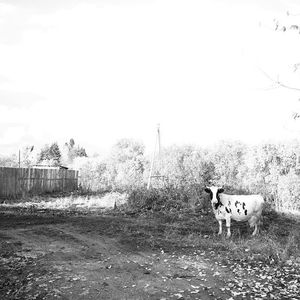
[1,0,300,156]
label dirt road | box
[0,208,239,300]
[0,207,299,300]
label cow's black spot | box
[214,202,223,209]
[205,188,213,200]
[216,191,221,202]
[242,202,246,209]
[208,189,223,210]
[237,209,240,214]
[245,210,247,215]
[225,207,230,213]
[228,200,231,206]
[235,200,241,207]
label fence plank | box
[0,167,78,199]
[26,168,30,194]
[0,168,3,199]
[7,168,14,197]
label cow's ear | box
[204,188,211,193]
[218,188,224,193]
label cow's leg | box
[249,216,258,236]
[218,220,222,235]
[252,223,258,236]
[226,217,231,238]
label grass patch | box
[124,187,298,264]
[118,206,300,266]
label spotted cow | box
[204,186,264,237]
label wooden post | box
[147,124,161,190]
[147,137,157,189]
[157,124,161,156]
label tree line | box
[1,138,300,212]
[74,138,300,212]
[0,138,87,168]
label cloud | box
[0,90,45,108]
[0,0,142,13]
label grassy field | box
[0,193,299,299]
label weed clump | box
[127,187,193,213]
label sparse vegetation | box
[1,192,127,211]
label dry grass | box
[0,192,128,211]
[118,207,300,265]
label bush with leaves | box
[0,154,18,167]
[71,138,300,213]
[236,141,300,209]
[277,169,300,211]
[109,139,146,191]
[151,145,215,208]
[73,156,112,192]
[207,141,246,189]
[74,139,147,192]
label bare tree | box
[259,9,300,119]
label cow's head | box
[204,186,224,208]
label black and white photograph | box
[0,0,299,299]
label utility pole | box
[157,124,161,156]
[147,124,161,190]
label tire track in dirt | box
[0,215,237,299]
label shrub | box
[72,138,300,213]
[127,187,191,212]
[277,169,300,211]
[74,157,112,192]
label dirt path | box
[1,208,299,299]
[0,209,238,300]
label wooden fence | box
[0,167,79,199]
